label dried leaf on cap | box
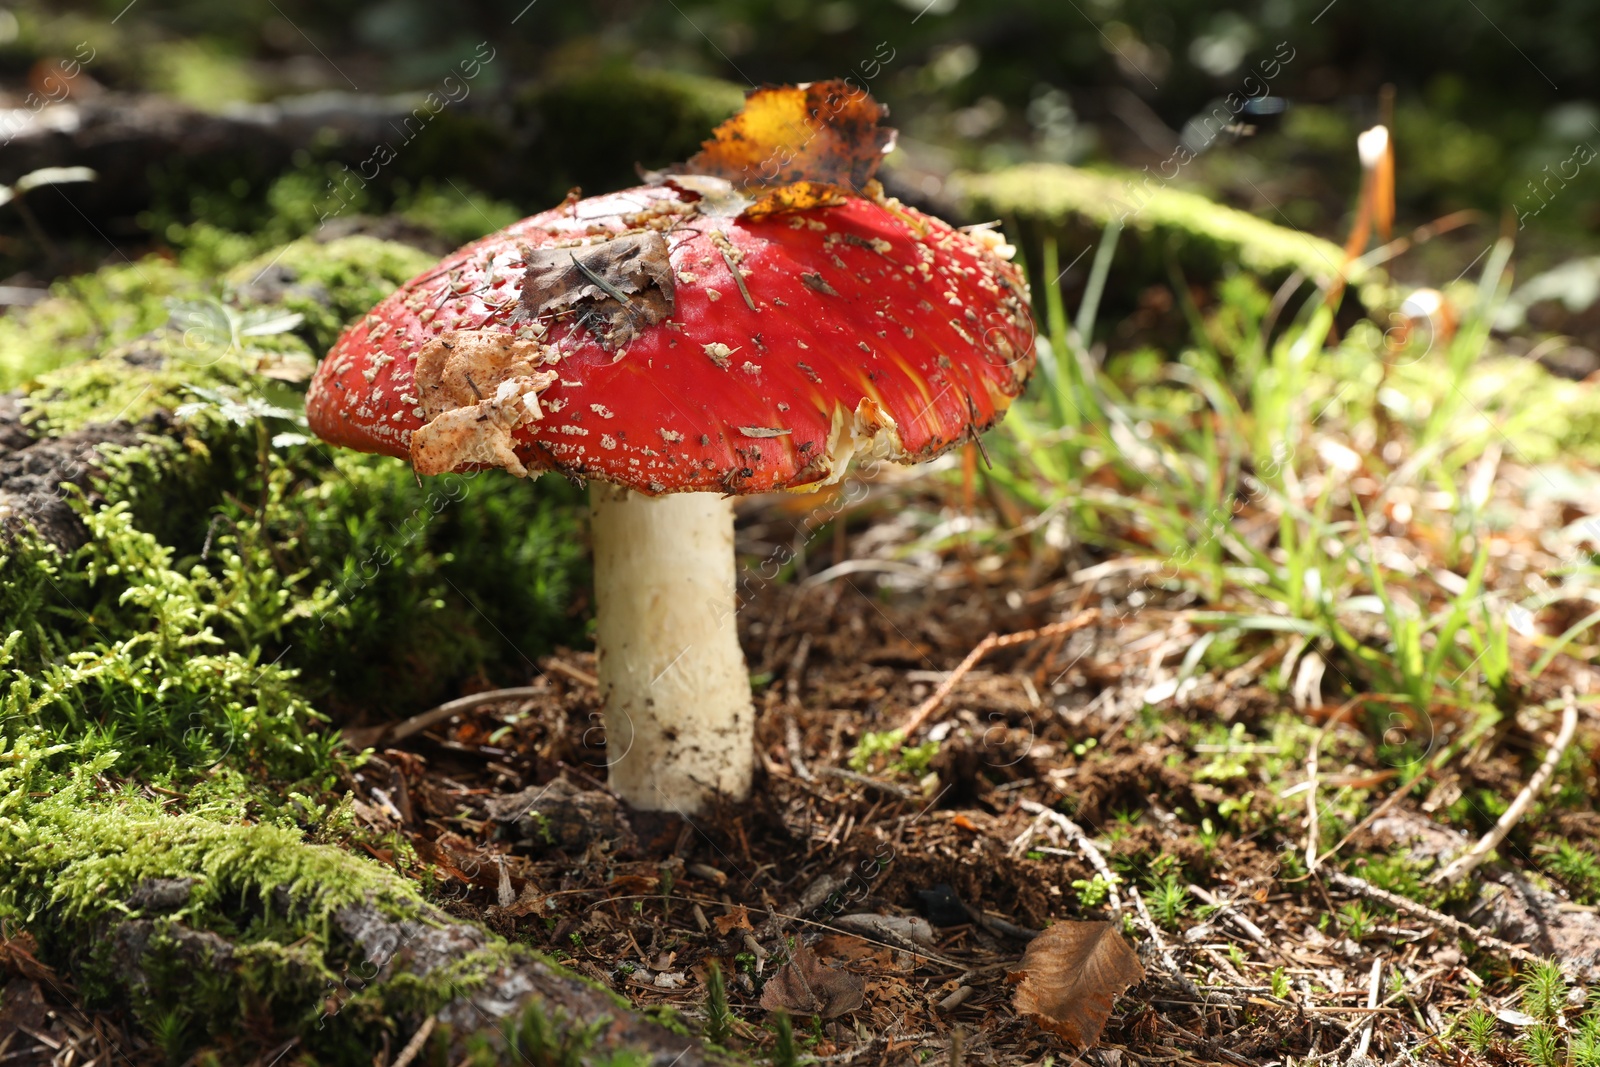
[682,80,895,193]
[520,231,675,350]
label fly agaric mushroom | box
[307,82,1035,814]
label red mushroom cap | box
[307,89,1034,495]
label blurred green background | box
[3,0,1597,290]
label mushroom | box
[306,82,1036,814]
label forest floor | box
[11,462,1597,1067]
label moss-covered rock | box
[951,162,1376,289]
[0,258,198,391]
[0,742,708,1064]
[0,226,613,1060]
[226,236,436,354]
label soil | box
[2,484,1593,1065]
[0,392,147,550]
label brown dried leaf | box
[409,329,558,477]
[683,80,894,193]
[814,933,898,968]
[714,904,753,935]
[742,180,852,220]
[759,939,865,1019]
[521,230,676,350]
[1009,921,1145,1048]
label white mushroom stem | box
[589,483,754,813]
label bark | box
[100,878,715,1064]
[4,92,422,214]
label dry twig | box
[392,1016,437,1067]
[901,610,1100,737]
[1354,959,1381,1060]
[1018,798,1123,915]
[1324,871,1537,963]
[1430,692,1579,887]
[372,687,545,745]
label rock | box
[1468,872,1600,981]
[483,775,635,853]
[111,919,236,993]
[125,878,195,913]
[834,912,938,949]
[333,900,706,1060]
[0,394,144,550]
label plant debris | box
[519,230,676,350]
[758,938,866,1019]
[682,80,895,194]
[1009,921,1145,1047]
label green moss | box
[0,758,403,929]
[0,739,491,1054]
[0,214,607,1060]
[143,39,264,109]
[395,179,522,247]
[1,496,338,783]
[4,227,587,768]
[23,336,261,434]
[0,258,198,390]
[952,162,1373,287]
[226,235,436,353]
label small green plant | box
[1360,850,1430,902]
[1278,847,1307,880]
[1573,1012,1600,1067]
[1072,873,1118,909]
[148,1007,189,1065]
[1545,841,1600,904]
[501,1001,613,1067]
[704,961,732,1045]
[1146,874,1191,929]
[1522,1023,1563,1067]
[771,1012,800,1067]
[848,729,939,776]
[1146,853,1183,880]
[1521,957,1569,1022]
[1337,901,1374,940]
[1460,1006,1497,1053]
[1270,967,1290,999]
[1216,792,1255,826]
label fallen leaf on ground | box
[714,904,753,935]
[814,933,898,968]
[760,939,866,1018]
[1010,921,1145,1047]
